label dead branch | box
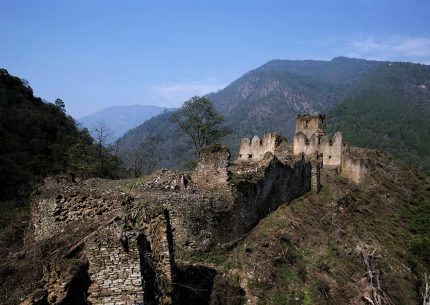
[63,214,120,257]
[423,273,430,305]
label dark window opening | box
[248,154,253,159]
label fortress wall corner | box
[341,155,369,184]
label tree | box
[66,129,98,178]
[125,136,160,177]
[91,121,116,177]
[54,98,66,112]
[171,96,229,157]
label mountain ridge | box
[117,57,430,174]
[78,104,168,141]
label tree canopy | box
[0,69,121,204]
[171,96,229,157]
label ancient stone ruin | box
[292,114,368,183]
[28,113,370,305]
[31,178,176,305]
[238,133,283,161]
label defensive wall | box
[28,113,369,305]
[291,114,368,183]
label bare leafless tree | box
[125,136,160,177]
[92,121,113,176]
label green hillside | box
[329,62,430,174]
[0,69,119,227]
[117,57,430,174]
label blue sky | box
[1,0,429,118]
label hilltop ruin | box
[27,113,370,305]
[292,114,368,183]
[238,114,368,183]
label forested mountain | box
[117,57,430,174]
[0,69,120,227]
[329,62,430,173]
[78,104,168,141]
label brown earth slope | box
[0,149,429,305]
[185,149,429,305]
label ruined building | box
[27,113,370,305]
[238,133,283,161]
[293,114,342,167]
[292,114,368,183]
[237,114,368,184]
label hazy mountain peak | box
[78,104,168,141]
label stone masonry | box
[29,113,370,305]
[238,133,283,162]
[292,113,368,183]
[86,229,143,305]
[191,144,230,190]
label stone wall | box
[129,145,313,253]
[139,210,176,305]
[340,153,369,184]
[31,177,128,240]
[310,158,321,193]
[319,132,344,167]
[31,177,178,305]
[238,133,283,162]
[295,114,326,139]
[228,155,312,238]
[294,114,340,167]
[191,144,230,189]
[293,131,344,168]
[86,229,143,305]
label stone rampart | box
[191,144,230,189]
[340,152,369,184]
[295,114,326,139]
[292,113,368,183]
[31,177,177,305]
[228,155,312,239]
[238,133,283,162]
[319,132,343,167]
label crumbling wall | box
[295,114,326,139]
[192,144,230,189]
[311,158,321,193]
[86,229,143,305]
[341,154,369,184]
[225,154,312,240]
[31,177,178,305]
[139,210,176,305]
[319,132,343,167]
[238,133,283,162]
[293,132,321,156]
[293,121,344,168]
[31,177,128,240]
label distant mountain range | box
[78,105,168,141]
[117,57,430,174]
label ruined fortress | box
[28,114,369,305]
[239,114,368,184]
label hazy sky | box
[1,0,429,118]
